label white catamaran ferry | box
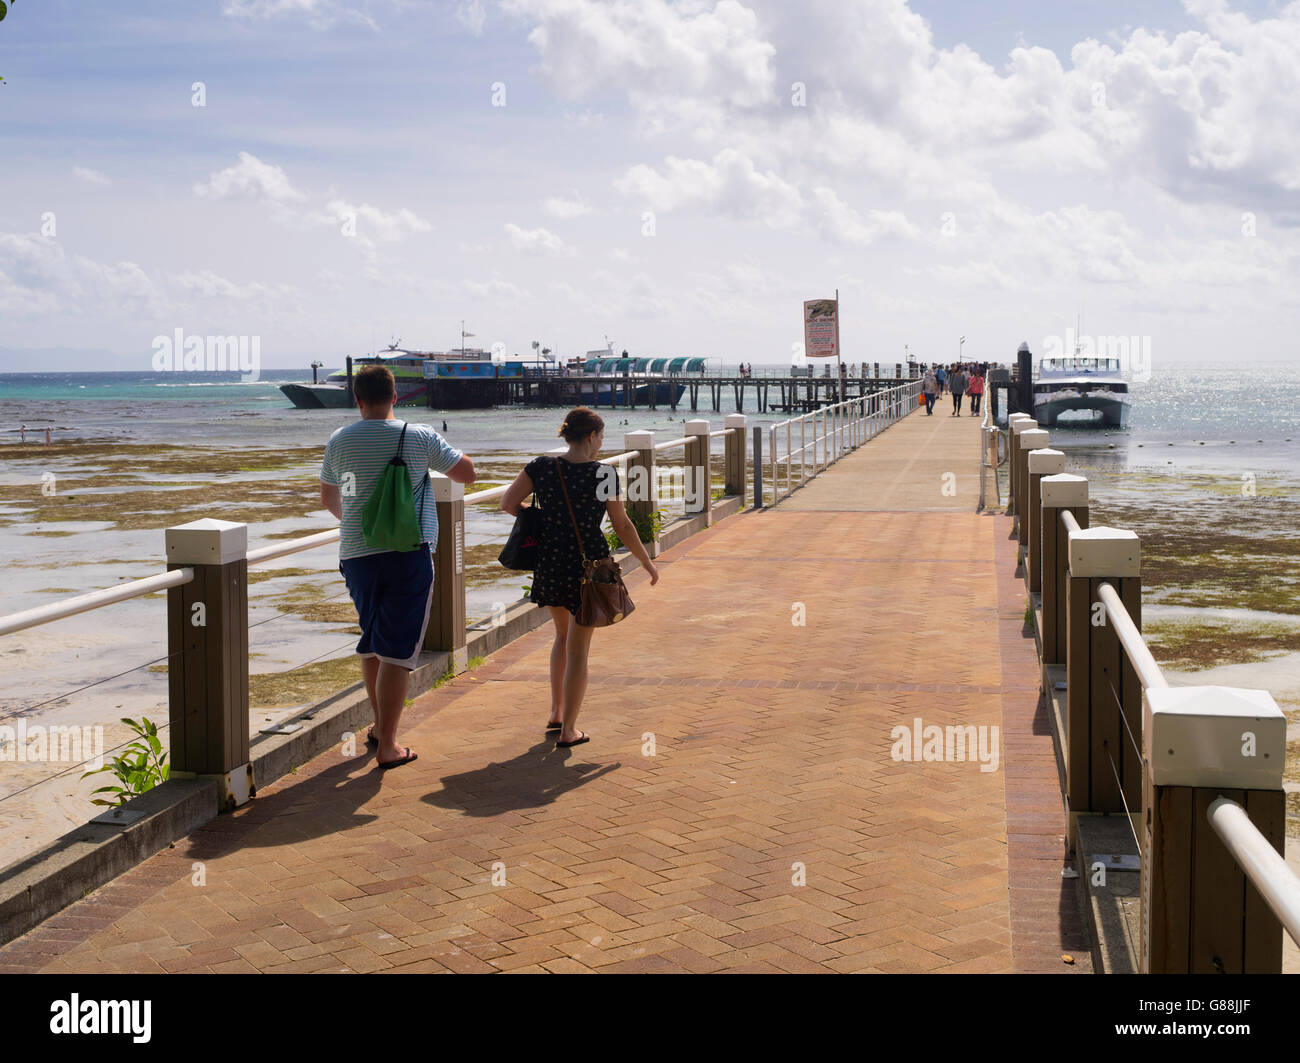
[1031,344,1131,427]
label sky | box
[1,0,1299,370]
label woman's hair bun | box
[558,407,604,444]
[556,421,569,437]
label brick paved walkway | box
[0,408,1090,973]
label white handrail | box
[1208,797,1300,947]
[0,568,195,637]
[1097,581,1169,691]
[653,436,692,451]
[246,529,341,566]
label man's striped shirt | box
[320,419,463,560]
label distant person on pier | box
[934,365,947,395]
[949,365,968,415]
[968,369,984,417]
[922,367,938,415]
[500,407,659,749]
[319,365,477,770]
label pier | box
[433,364,923,413]
[1,383,1296,974]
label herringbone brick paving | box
[0,409,1090,973]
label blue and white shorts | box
[339,548,434,670]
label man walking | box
[319,366,476,769]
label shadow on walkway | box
[424,739,621,817]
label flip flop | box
[365,729,379,746]
[555,731,589,749]
[378,747,418,770]
[545,720,563,732]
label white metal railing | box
[764,379,921,505]
[1208,797,1300,946]
[0,568,196,638]
[977,393,1005,510]
[1066,515,1300,951]
[1096,581,1168,692]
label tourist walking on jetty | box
[922,367,939,414]
[319,365,477,770]
[968,369,984,416]
[501,407,659,749]
[949,365,968,415]
[935,364,947,395]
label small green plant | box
[605,508,667,551]
[81,717,169,807]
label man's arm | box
[445,455,476,484]
[320,481,342,519]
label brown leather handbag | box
[554,457,635,627]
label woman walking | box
[501,408,659,748]
[949,365,967,416]
[968,369,984,416]
[921,366,938,415]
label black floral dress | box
[524,456,619,616]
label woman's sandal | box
[545,720,563,732]
[555,731,589,749]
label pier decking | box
[0,409,1090,974]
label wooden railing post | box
[724,415,746,504]
[424,473,466,673]
[1039,473,1088,664]
[753,426,764,508]
[685,419,711,523]
[1017,428,1049,551]
[1008,417,1039,522]
[165,518,252,811]
[1005,414,1032,513]
[1142,687,1288,973]
[1026,447,1064,593]
[1065,527,1141,847]
[625,429,657,558]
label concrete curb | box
[0,778,217,946]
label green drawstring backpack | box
[361,422,427,552]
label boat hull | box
[1033,394,1129,428]
[577,382,685,407]
[280,380,431,409]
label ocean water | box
[2,361,1297,468]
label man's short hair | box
[354,365,396,405]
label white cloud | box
[504,222,573,256]
[542,192,592,219]
[220,0,377,30]
[0,233,166,318]
[194,152,307,203]
[456,0,486,35]
[501,0,776,109]
[321,198,431,242]
[171,269,298,303]
[617,149,914,246]
[71,166,110,186]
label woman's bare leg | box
[559,620,596,744]
[547,607,569,725]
